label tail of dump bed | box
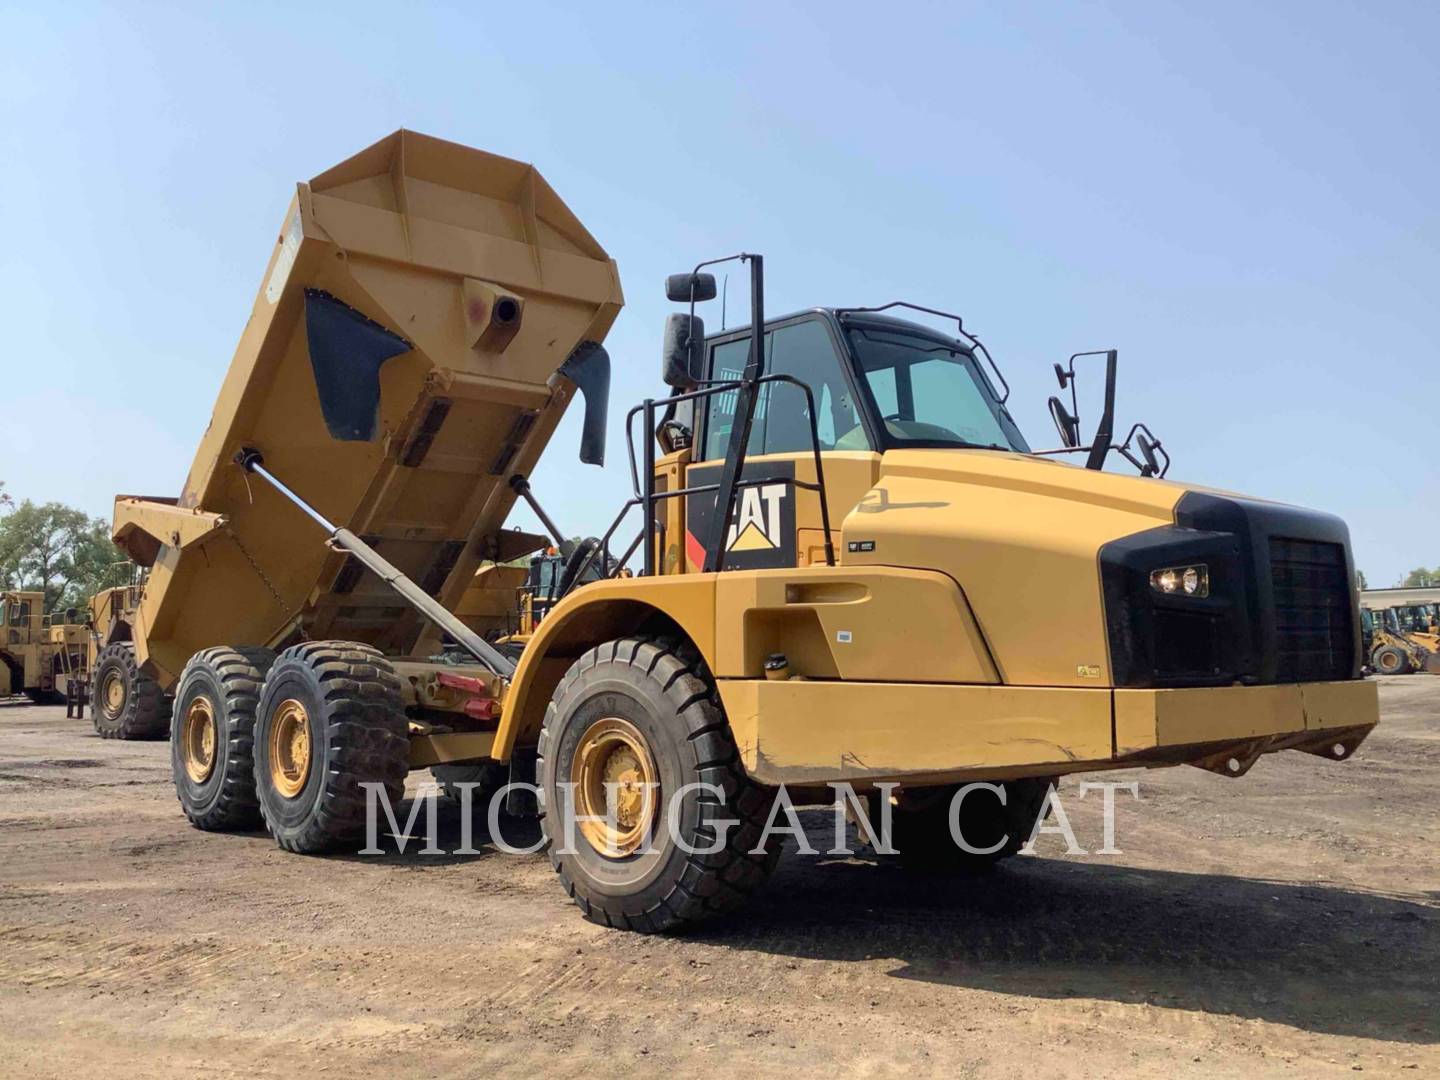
[113,130,622,687]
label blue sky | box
[2,1,1436,585]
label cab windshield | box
[846,325,1029,452]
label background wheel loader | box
[0,591,87,704]
[110,131,1379,933]
[1361,606,1440,675]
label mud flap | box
[303,289,413,441]
[557,341,610,466]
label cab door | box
[685,315,880,571]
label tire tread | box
[537,635,778,933]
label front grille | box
[1269,537,1353,681]
[1153,609,1219,677]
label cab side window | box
[701,319,865,460]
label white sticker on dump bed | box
[264,210,303,304]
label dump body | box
[115,131,622,686]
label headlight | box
[1150,563,1209,598]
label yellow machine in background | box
[83,578,175,735]
[0,590,88,702]
[0,574,161,715]
[111,131,1379,933]
[1361,606,1439,675]
[1394,603,1440,652]
[453,548,579,664]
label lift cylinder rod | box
[235,448,517,677]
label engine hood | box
[837,450,1217,686]
[876,448,1195,518]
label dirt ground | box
[1,678,1436,1078]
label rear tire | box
[172,647,276,830]
[1372,645,1412,676]
[92,642,171,739]
[253,641,409,853]
[538,636,780,933]
[876,779,1054,873]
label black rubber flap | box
[303,289,413,441]
[558,340,610,466]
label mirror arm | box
[1083,349,1118,471]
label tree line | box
[0,483,123,613]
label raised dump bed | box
[114,130,621,686]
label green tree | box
[1399,566,1440,588]
[0,500,116,612]
[1355,569,1368,590]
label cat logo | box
[684,461,797,570]
[727,483,788,552]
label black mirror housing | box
[662,313,706,390]
[1048,396,1080,448]
[665,272,718,303]
[1136,430,1160,477]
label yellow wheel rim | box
[100,669,127,720]
[268,699,312,799]
[570,717,659,856]
[182,697,217,784]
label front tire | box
[1372,645,1412,675]
[253,641,409,853]
[172,647,275,830]
[92,642,171,739]
[538,637,780,933]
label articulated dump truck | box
[113,130,1378,933]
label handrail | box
[621,371,836,578]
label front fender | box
[492,576,718,760]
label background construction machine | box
[0,591,87,703]
[1360,606,1439,675]
[112,131,1379,933]
[1394,602,1440,642]
[83,575,175,736]
[454,544,612,665]
[0,569,166,717]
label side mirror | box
[1048,396,1080,448]
[665,272,717,303]
[1053,362,1072,389]
[1136,430,1160,477]
[662,313,706,390]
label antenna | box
[721,274,729,330]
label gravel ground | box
[0,675,1436,1077]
